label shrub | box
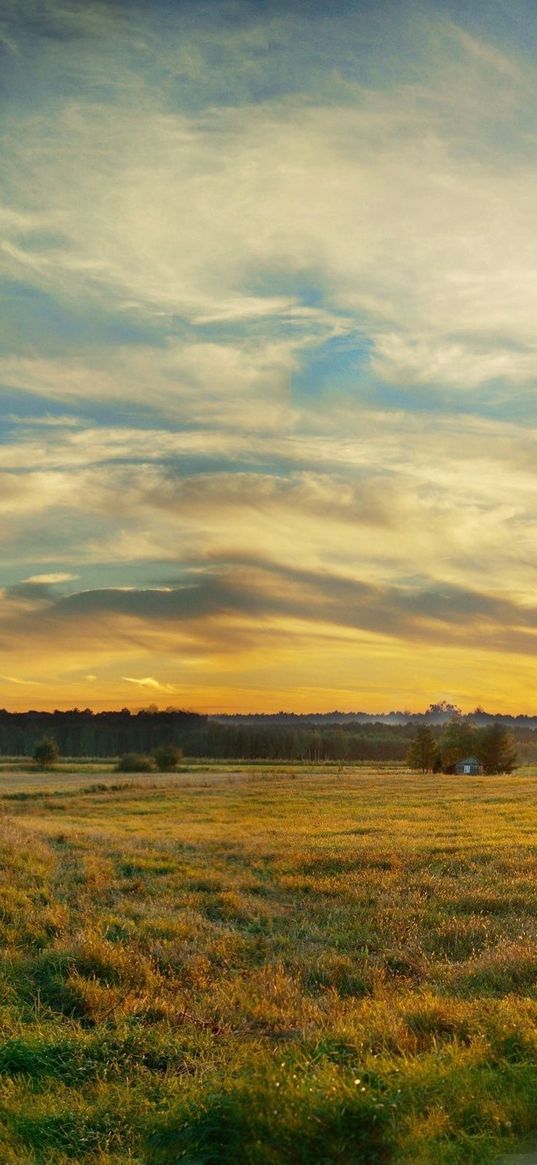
[33,736,60,768]
[152,744,183,771]
[115,753,154,773]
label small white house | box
[455,756,482,775]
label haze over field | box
[3,0,537,712]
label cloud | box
[22,572,79,584]
[371,335,537,391]
[6,414,82,428]
[2,404,537,608]
[0,340,299,430]
[450,25,516,73]
[0,674,41,685]
[122,675,175,691]
[2,550,537,711]
[3,559,537,665]
[2,6,536,454]
[1,11,533,392]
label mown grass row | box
[1,767,537,1162]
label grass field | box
[1,763,537,1163]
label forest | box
[0,708,536,764]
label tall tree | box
[477,723,517,774]
[407,725,436,771]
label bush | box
[33,736,60,769]
[152,744,183,772]
[115,753,154,773]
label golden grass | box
[1,765,537,1162]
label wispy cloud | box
[22,572,79,584]
[0,340,299,429]
[2,26,535,395]
[3,559,537,664]
[122,676,175,692]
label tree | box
[436,718,477,772]
[425,701,462,721]
[477,723,518,774]
[406,725,436,771]
[152,744,183,772]
[33,736,59,769]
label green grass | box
[0,765,537,1162]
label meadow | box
[1,763,537,1163]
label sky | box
[3,0,537,713]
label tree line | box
[0,708,527,767]
[0,710,205,758]
[0,709,420,761]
